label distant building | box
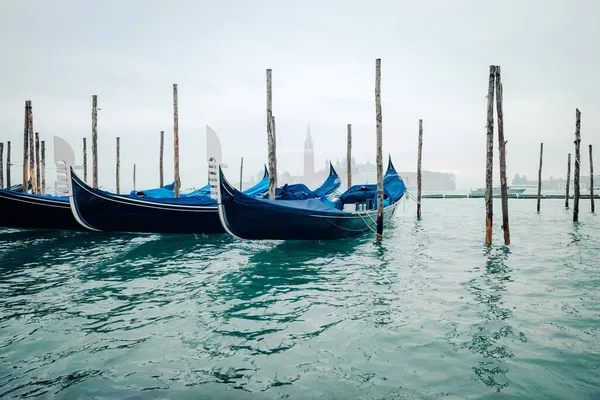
[242,126,457,192]
[512,173,600,191]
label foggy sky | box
[0,0,598,192]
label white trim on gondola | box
[0,191,70,209]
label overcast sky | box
[0,0,598,192]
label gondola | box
[0,181,186,231]
[0,190,80,230]
[67,166,269,234]
[216,157,406,241]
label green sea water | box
[0,199,598,399]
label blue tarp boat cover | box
[338,158,406,209]
[259,163,340,200]
[130,169,269,200]
[313,164,342,197]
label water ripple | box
[0,200,599,398]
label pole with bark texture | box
[6,141,11,188]
[28,108,36,194]
[41,141,46,195]
[590,144,595,213]
[35,132,41,193]
[159,130,164,187]
[116,137,120,194]
[347,124,352,189]
[272,115,277,184]
[92,95,98,189]
[23,101,30,191]
[83,138,88,183]
[485,66,496,245]
[417,119,423,220]
[566,153,571,208]
[537,143,543,212]
[573,109,581,222]
[173,84,180,198]
[239,157,244,191]
[0,143,3,189]
[375,58,384,239]
[266,69,276,199]
[495,66,510,244]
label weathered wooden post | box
[0,143,3,189]
[6,141,11,188]
[590,144,595,213]
[35,132,41,193]
[573,109,581,222]
[83,138,88,183]
[92,95,98,189]
[28,107,36,194]
[417,119,423,220]
[173,84,180,198]
[375,58,384,239]
[23,101,29,191]
[116,137,120,194]
[239,157,244,191]
[272,115,277,176]
[159,130,164,187]
[485,65,496,245]
[566,153,571,208]
[495,66,510,244]
[537,143,543,212]
[133,164,136,192]
[347,124,352,189]
[266,69,276,199]
[41,141,46,194]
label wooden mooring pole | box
[0,142,3,189]
[159,130,164,187]
[565,153,571,208]
[92,95,98,189]
[173,84,180,198]
[6,141,11,188]
[272,115,277,179]
[485,66,496,245]
[23,101,29,191]
[537,143,543,212]
[239,157,244,191]
[28,107,36,194]
[266,69,276,199]
[133,164,136,192]
[417,119,423,220]
[83,138,88,183]
[35,132,41,193]
[116,137,120,194]
[495,66,510,244]
[573,109,581,222]
[375,58,384,239]
[590,144,595,213]
[41,141,46,195]
[347,124,352,189]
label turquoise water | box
[0,200,598,399]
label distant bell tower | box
[304,124,314,178]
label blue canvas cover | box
[129,166,268,200]
[259,163,340,200]
[338,157,406,208]
[241,167,270,198]
[313,163,341,197]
